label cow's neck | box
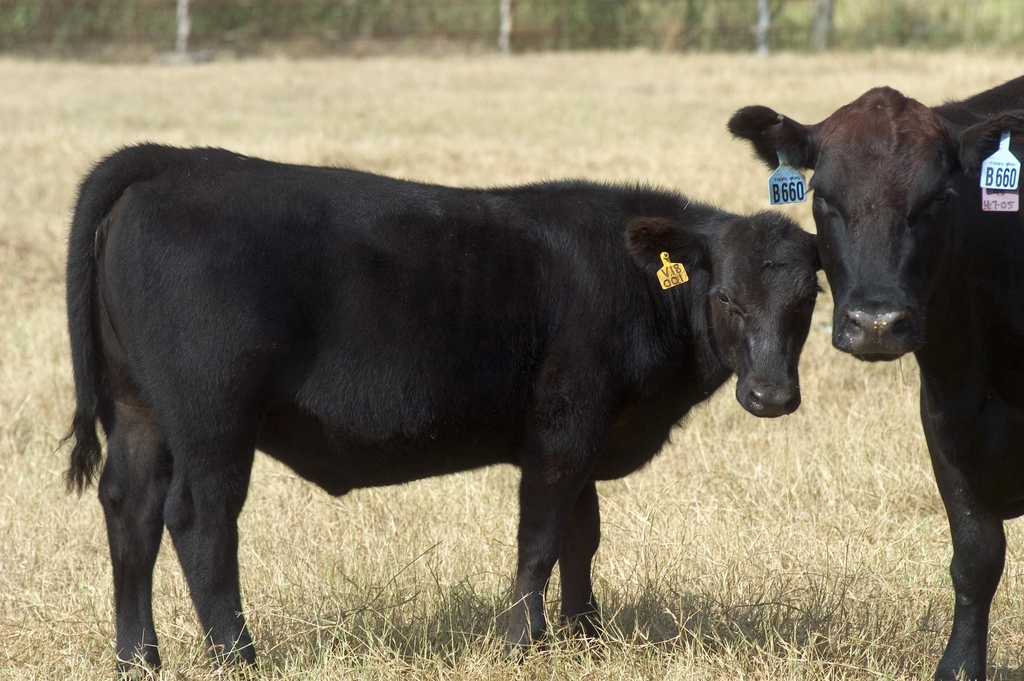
[685,289,733,397]
[916,198,1022,399]
[651,275,731,410]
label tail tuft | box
[62,408,103,495]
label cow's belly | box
[256,402,520,495]
[257,392,697,493]
[973,395,1024,519]
[967,335,1024,517]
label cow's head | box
[729,88,1024,360]
[627,213,820,417]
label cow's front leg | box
[923,397,1005,681]
[932,466,1004,681]
[558,480,601,639]
[506,463,590,653]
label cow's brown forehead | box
[814,87,953,207]
[819,87,948,153]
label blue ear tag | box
[767,151,807,205]
[980,131,1020,212]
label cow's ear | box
[728,105,818,170]
[626,217,709,276]
[958,111,1024,174]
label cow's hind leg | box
[98,402,171,673]
[558,480,601,640]
[162,418,257,666]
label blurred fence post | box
[756,0,769,55]
[811,0,833,51]
[499,0,513,55]
[176,0,190,56]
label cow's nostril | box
[845,308,910,336]
[873,310,908,332]
[844,309,872,333]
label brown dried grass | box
[1,50,1023,679]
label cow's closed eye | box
[716,290,745,317]
[910,187,956,222]
[797,289,821,312]
[933,187,955,205]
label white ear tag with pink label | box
[980,130,1019,212]
[982,188,1019,212]
[768,151,807,205]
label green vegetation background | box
[2,0,1023,57]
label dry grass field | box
[1,50,1023,680]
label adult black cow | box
[64,143,820,673]
[729,76,1024,680]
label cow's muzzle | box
[834,307,921,360]
[738,380,801,418]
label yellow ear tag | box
[657,252,689,289]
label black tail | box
[62,144,167,494]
